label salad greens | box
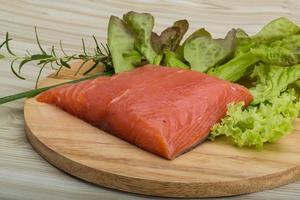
[210,90,300,148]
[250,63,300,105]
[209,52,259,82]
[123,12,161,65]
[235,17,300,56]
[151,19,188,53]
[208,18,300,148]
[108,16,141,73]
[162,51,189,69]
[1,11,300,149]
[184,29,236,72]
[80,13,300,149]
[252,17,300,43]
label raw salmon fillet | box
[37,65,253,159]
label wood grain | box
[2,0,300,199]
[23,69,300,197]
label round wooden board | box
[24,66,300,198]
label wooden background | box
[1,0,300,199]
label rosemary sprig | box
[0,71,113,105]
[0,27,115,105]
[0,27,114,89]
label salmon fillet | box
[37,65,253,159]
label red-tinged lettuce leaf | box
[151,19,189,53]
[151,32,161,53]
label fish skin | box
[37,65,253,159]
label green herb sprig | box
[0,71,113,105]
[0,27,113,89]
[0,27,114,104]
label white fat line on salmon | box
[109,89,130,105]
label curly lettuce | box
[210,63,300,148]
[250,45,299,66]
[253,17,300,43]
[235,17,300,56]
[210,90,300,148]
[250,63,300,104]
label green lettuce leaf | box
[235,18,300,56]
[250,45,298,66]
[250,35,300,66]
[184,29,237,72]
[210,90,300,149]
[176,28,211,60]
[235,28,254,56]
[250,63,300,104]
[162,51,189,69]
[210,28,300,82]
[270,34,300,50]
[183,28,212,44]
[253,17,300,43]
[236,28,248,38]
[107,16,142,73]
[289,80,300,94]
[208,52,259,82]
[123,11,160,64]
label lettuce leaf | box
[270,34,300,50]
[184,29,237,72]
[210,90,300,148]
[107,16,142,73]
[151,20,189,68]
[211,63,300,148]
[176,28,212,60]
[250,45,298,66]
[163,51,189,69]
[250,35,300,66]
[211,23,300,82]
[123,11,160,64]
[290,80,300,94]
[235,17,300,56]
[253,17,300,43]
[208,52,259,82]
[151,19,188,52]
[250,63,300,104]
[182,28,212,44]
[235,28,254,56]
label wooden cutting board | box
[24,62,300,198]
